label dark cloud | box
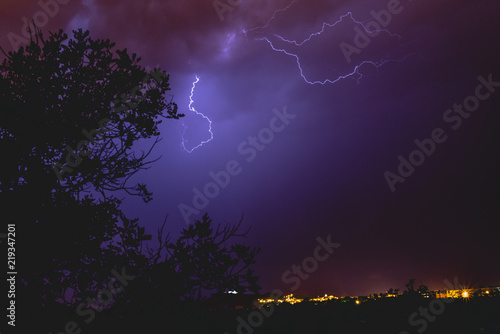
[2,0,500,296]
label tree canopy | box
[0,27,182,320]
[0,28,260,332]
[0,28,183,207]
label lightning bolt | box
[243,0,299,36]
[270,12,403,47]
[259,36,417,85]
[245,2,418,85]
[181,76,214,153]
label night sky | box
[2,0,500,297]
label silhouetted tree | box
[417,283,430,295]
[0,27,182,326]
[405,278,416,293]
[147,214,260,304]
[109,214,261,332]
[1,28,182,206]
